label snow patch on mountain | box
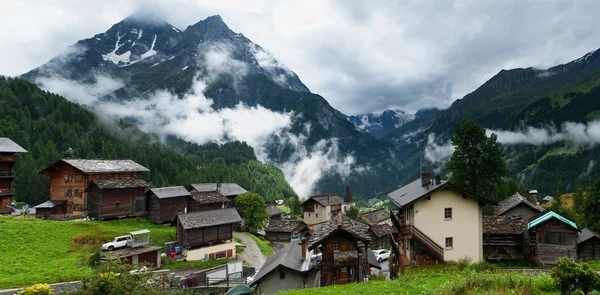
[141,34,158,59]
[102,32,133,65]
[348,109,415,139]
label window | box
[65,189,73,197]
[315,204,319,209]
[445,237,453,249]
[333,242,340,251]
[64,175,73,182]
[444,208,452,220]
[279,270,286,279]
[74,189,81,197]
[316,214,319,218]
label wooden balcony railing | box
[0,189,14,196]
[411,225,444,261]
[0,171,15,178]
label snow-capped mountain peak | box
[347,109,416,139]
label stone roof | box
[370,223,397,237]
[387,178,495,208]
[60,159,149,173]
[148,186,190,199]
[250,242,307,286]
[0,138,27,153]
[495,193,543,216]
[578,228,600,244]
[177,208,242,229]
[361,208,390,226]
[91,178,148,189]
[367,248,381,270]
[34,200,65,209]
[307,214,371,249]
[265,220,306,233]
[301,194,343,207]
[266,204,283,217]
[483,215,527,235]
[188,183,247,197]
[190,191,229,205]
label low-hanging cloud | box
[423,133,454,167]
[488,121,600,147]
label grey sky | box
[1,0,600,114]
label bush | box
[369,273,387,281]
[457,257,472,271]
[444,275,533,295]
[470,261,498,273]
[572,289,585,295]
[550,257,600,294]
[17,284,54,295]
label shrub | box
[17,283,55,295]
[550,257,600,294]
[456,256,472,271]
[469,261,498,273]
[444,275,533,295]
[369,273,387,281]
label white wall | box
[186,241,236,261]
[303,204,329,225]
[413,188,483,262]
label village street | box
[234,232,267,269]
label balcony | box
[0,155,16,162]
[0,189,14,196]
[0,171,15,178]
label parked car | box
[246,269,260,284]
[102,235,133,251]
[374,249,390,262]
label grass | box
[277,205,291,214]
[165,259,234,270]
[246,232,274,257]
[0,216,175,289]
[584,260,600,271]
[234,237,245,254]
[280,265,559,295]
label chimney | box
[216,182,222,191]
[435,173,441,185]
[421,171,431,187]
[527,189,538,204]
[337,211,343,228]
[301,238,307,260]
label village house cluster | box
[3,136,600,294]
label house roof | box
[367,248,382,270]
[91,178,148,189]
[361,208,390,226]
[190,191,229,205]
[527,210,578,231]
[483,215,527,235]
[265,220,306,233]
[370,223,397,237]
[495,192,543,216]
[301,194,343,207]
[148,186,190,199]
[43,159,149,174]
[250,242,307,286]
[307,214,371,249]
[577,228,600,244]
[34,200,66,209]
[266,204,283,217]
[387,178,496,208]
[188,183,247,197]
[177,208,242,229]
[0,138,27,153]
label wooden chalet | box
[265,220,307,242]
[145,186,191,223]
[0,138,27,214]
[188,190,229,212]
[308,212,371,286]
[40,159,149,218]
[577,228,600,261]
[266,204,284,222]
[176,208,242,248]
[187,183,247,208]
[494,192,543,219]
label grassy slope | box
[247,232,274,257]
[0,217,175,289]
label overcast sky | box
[1,0,600,115]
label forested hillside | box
[0,77,298,206]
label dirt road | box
[234,232,267,269]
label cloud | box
[3,1,600,115]
[37,74,124,105]
[423,133,454,168]
[201,42,249,84]
[487,121,600,147]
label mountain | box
[21,13,404,200]
[347,109,415,139]
[383,47,600,196]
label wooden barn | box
[145,186,191,223]
[577,228,600,261]
[528,210,579,264]
[483,215,530,261]
[369,223,397,249]
[34,200,67,218]
[265,220,307,242]
[494,192,543,219]
[187,183,247,208]
[87,178,148,220]
[176,208,242,248]
[266,204,283,222]
[40,159,149,218]
[0,138,27,215]
[188,190,229,212]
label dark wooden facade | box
[578,236,600,261]
[88,184,146,220]
[530,219,578,264]
[316,232,368,286]
[145,190,190,224]
[177,222,234,248]
[0,138,27,214]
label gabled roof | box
[527,210,578,231]
[301,194,343,207]
[265,220,307,233]
[307,214,371,249]
[495,193,543,216]
[387,178,496,208]
[0,138,27,153]
[361,208,390,226]
[578,228,600,244]
[367,248,381,270]
[190,191,229,205]
[370,223,397,238]
[91,178,148,189]
[42,159,149,174]
[250,242,308,286]
[177,208,242,229]
[265,204,283,217]
[188,183,247,197]
[147,186,190,199]
[483,215,527,235]
[34,200,65,209]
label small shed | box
[483,215,528,261]
[369,223,397,248]
[528,210,579,265]
[577,228,600,261]
[145,186,191,223]
[265,220,307,242]
[176,208,242,248]
[34,200,67,218]
[100,246,162,268]
[88,178,148,220]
